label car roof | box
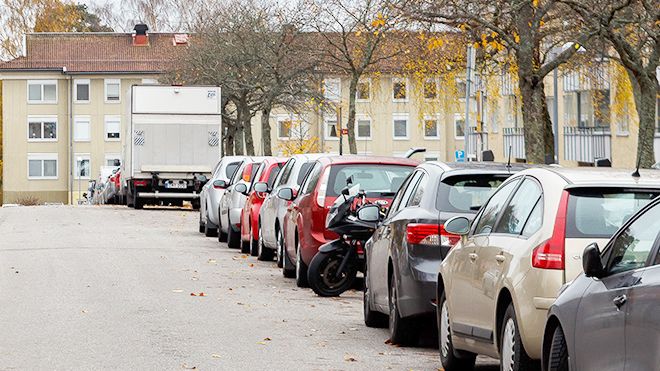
[317,155,420,166]
[423,161,533,174]
[288,153,327,162]
[524,167,660,188]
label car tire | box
[249,221,259,257]
[500,303,538,371]
[295,235,308,288]
[438,291,476,371]
[218,218,228,243]
[547,326,569,371]
[276,226,284,268]
[257,223,274,261]
[281,229,295,278]
[388,274,415,345]
[204,216,218,237]
[227,217,241,250]
[363,260,388,328]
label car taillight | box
[316,168,330,207]
[532,191,568,270]
[134,180,148,187]
[440,225,461,246]
[407,224,461,246]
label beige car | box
[436,167,660,371]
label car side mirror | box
[234,183,248,195]
[277,187,295,201]
[357,204,380,222]
[583,243,605,279]
[444,216,470,236]
[253,182,269,193]
[213,180,229,189]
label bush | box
[15,194,41,206]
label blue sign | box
[455,150,466,162]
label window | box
[74,79,90,103]
[387,173,416,216]
[275,159,296,187]
[74,116,91,142]
[424,115,439,139]
[456,81,467,97]
[494,179,542,235]
[454,114,465,139]
[75,154,91,179]
[325,116,339,140]
[408,173,429,207]
[104,79,120,102]
[267,164,284,188]
[607,204,660,274]
[356,116,371,139]
[424,79,438,100]
[392,78,408,101]
[323,78,341,102]
[393,113,409,140]
[27,80,57,103]
[296,162,315,186]
[104,116,121,141]
[27,153,58,179]
[225,161,241,179]
[277,115,292,139]
[28,116,57,141]
[356,80,371,101]
[326,164,414,197]
[437,174,509,213]
[105,154,122,167]
[301,163,322,194]
[473,178,520,235]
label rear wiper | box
[470,205,482,211]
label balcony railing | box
[503,127,526,160]
[563,126,611,163]
[466,127,488,160]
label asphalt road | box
[0,205,498,370]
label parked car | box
[278,156,418,287]
[198,156,245,237]
[364,162,527,345]
[541,196,660,371]
[239,157,286,255]
[218,157,264,249]
[436,167,660,371]
[256,154,325,265]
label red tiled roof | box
[0,32,187,73]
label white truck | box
[123,85,222,209]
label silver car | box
[255,154,325,265]
[218,157,265,249]
[198,156,245,237]
[542,196,660,371]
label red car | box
[278,156,418,287]
[240,157,286,255]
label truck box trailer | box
[123,85,222,209]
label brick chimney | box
[133,23,149,46]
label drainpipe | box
[66,69,73,205]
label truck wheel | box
[134,192,144,210]
[191,200,201,210]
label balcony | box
[563,126,611,164]
[503,127,526,160]
[465,127,488,160]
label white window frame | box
[105,153,122,167]
[356,79,371,102]
[104,115,121,141]
[276,114,292,140]
[324,115,339,141]
[424,151,441,161]
[392,113,410,140]
[74,153,92,180]
[74,79,90,103]
[104,79,121,103]
[27,153,58,180]
[323,78,341,102]
[423,78,439,101]
[454,113,466,140]
[27,80,58,104]
[423,114,440,139]
[74,115,91,142]
[392,77,409,102]
[355,114,372,140]
[27,115,58,142]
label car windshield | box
[567,188,660,238]
[325,164,414,197]
[436,174,509,213]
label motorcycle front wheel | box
[308,250,358,297]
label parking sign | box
[455,150,465,162]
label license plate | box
[165,181,187,189]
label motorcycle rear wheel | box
[308,250,357,297]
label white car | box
[198,156,246,237]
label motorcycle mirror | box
[341,186,350,196]
[357,204,380,223]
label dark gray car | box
[363,162,527,345]
[542,197,660,371]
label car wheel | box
[363,260,388,328]
[500,304,537,371]
[547,326,569,371]
[281,229,295,278]
[438,291,476,370]
[257,223,274,261]
[388,274,415,345]
[295,235,308,288]
[249,220,259,257]
[275,226,284,268]
[198,212,205,233]
[218,217,228,243]
[227,217,241,250]
[204,216,218,237]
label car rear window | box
[325,164,414,197]
[436,174,509,213]
[567,188,660,238]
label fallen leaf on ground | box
[199,292,206,297]
[172,289,183,293]
[81,310,87,314]
[384,338,393,344]
[348,327,358,331]
[181,363,197,369]
[190,293,197,296]
[344,355,357,362]
[241,255,248,259]
[211,354,221,359]
[263,337,271,341]
[248,263,254,267]
[208,259,217,264]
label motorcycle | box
[307,184,385,297]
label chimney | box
[133,23,149,46]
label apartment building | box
[0,27,187,204]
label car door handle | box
[613,294,627,308]
[495,254,506,263]
[468,253,478,262]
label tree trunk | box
[633,75,658,168]
[346,74,359,154]
[261,107,273,156]
[224,119,235,156]
[234,101,244,155]
[242,104,255,156]
[518,74,555,164]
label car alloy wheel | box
[276,228,284,268]
[440,300,451,358]
[295,237,308,287]
[501,318,516,371]
[257,223,274,261]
